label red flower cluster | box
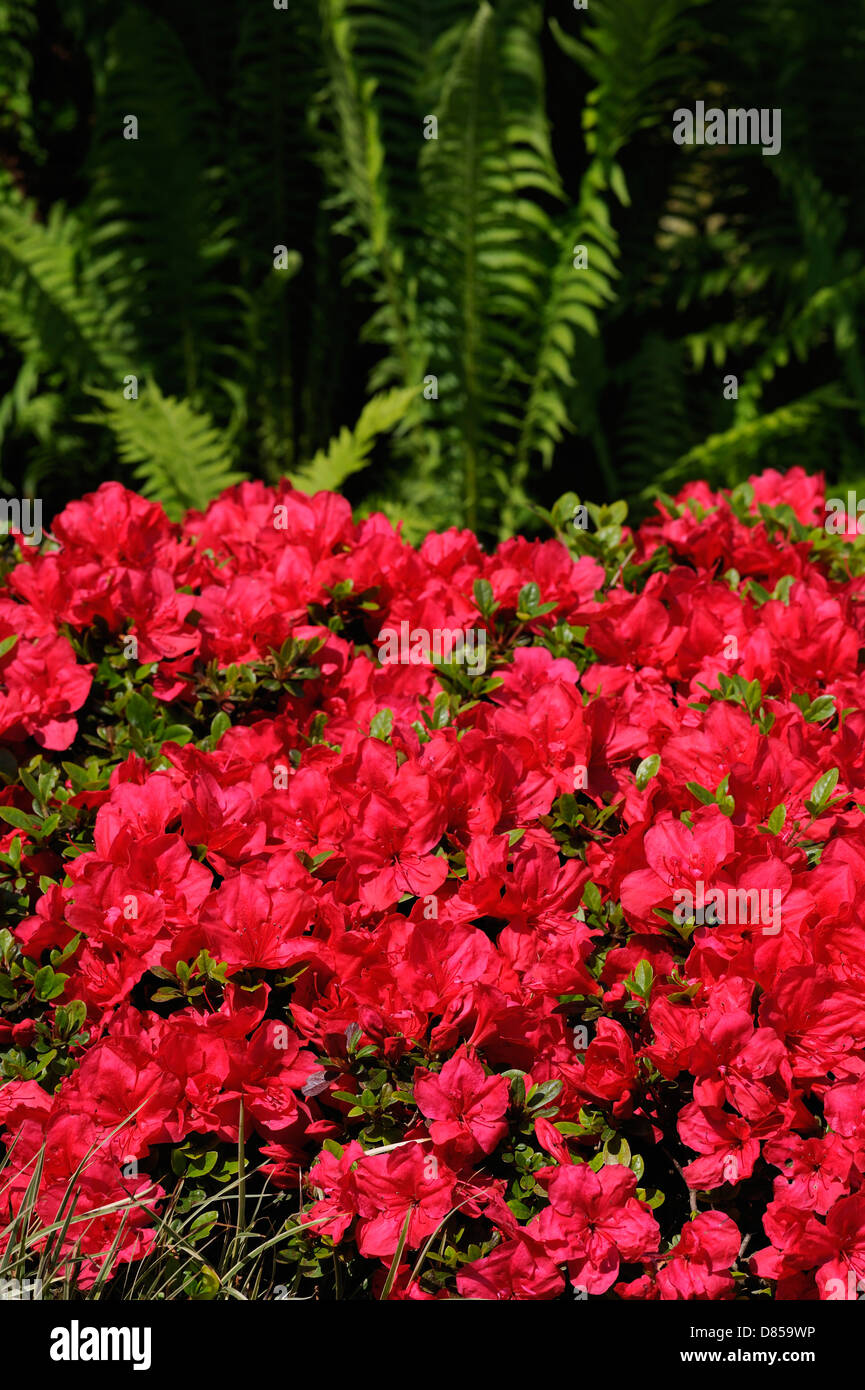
[1,467,864,1299]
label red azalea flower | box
[353,1144,458,1258]
[414,1047,509,1160]
[535,1163,660,1295]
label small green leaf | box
[210,711,231,742]
[527,1079,563,1112]
[33,965,57,1001]
[633,959,653,999]
[809,767,839,813]
[801,695,835,724]
[637,1186,666,1209]
[767,803,786,834]
[369,708,393,741]
[125,692,154,732]
[602,1135,631,1166]
[473,578,496,618]
[582,881,603,915]
[635,755,660,791]
[517,582,540,616]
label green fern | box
[616,334,694,497]
[0,199,132,385]
[0,0,864,524]
[415,2,563,532]
[0,0,38,179]
[84,383,247,519]
[0,197,134,485]
[84,6,240,408]
[317,0,422,394]
[290,385,418,493]
[654,385,853,492]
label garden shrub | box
[0,468,864,1300]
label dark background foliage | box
[1,0,864,540]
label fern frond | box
[84,383,247,519]
[417,2,561,531]
[616,334,693,493]
[328,0,477,249]
[290,385,418,493]
[551,0,711,168]
[0,0,38,175]
[84,6,239,406]
[0,198,134,466]
[228,3,323,262]
[0,199,132,380]
[317,0,421,393]
[683,318,769,373]
[521,1,709,476]
[518,166,619,472]
[653,385,852,492]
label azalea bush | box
[1,468,865,1300]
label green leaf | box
[125,692,154,733]
[633,959,653,1000]
[602,1135,631,1166]
[795,694,836,724]
[369,708,393,741]
[507,1200,534,1221]
[473,579,496,618]
[767,803,786,834]
[527,1079,563,1112]
[210,712,231,743]
[635,754,660,790]
[637,1186,666,1210]
[582,881,603,915]
[809,767,840,813]
[509,1074,526,1108]
[517,581,540,616]
[34,965,66,1001]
